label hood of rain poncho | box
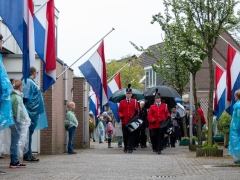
[0,54,14,130]
[22,78,48,130]
[229,100,240,161]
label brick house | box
[139,31,240,114]
[0,2,90,154]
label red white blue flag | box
[214,65,227,120]
[0,0,35,80]
[79,41,108,111]
[226,44,240,115]
[34,0,56,91]
[107,73,121,122]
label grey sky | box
[55,0,164,76]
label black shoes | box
[124,148,127,153]
[157,151,161,154]
[23,156,39,162]
[128,150,133,153]
[68,152,77,155]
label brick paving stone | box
[0,142,239,180]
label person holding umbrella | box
[118,84,139,153]
[147,89,170,154]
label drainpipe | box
[63,64,68,152]
[83,80,88,147]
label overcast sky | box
[55,0,165,76]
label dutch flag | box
[214,65,227,120]
[226,44,240,115]
[34,0,56,91]
[89,90,99,122]
[107,73,121,122]
[0,0,35,80]
[79,41,108,111]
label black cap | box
[126,84,132,94]
[154,89,161,99]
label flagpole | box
[107,60,130,83]
[212,59,226,72]
[34,0,50,14]
[219,35,239,52]
[57,28,115,79]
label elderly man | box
[118,84,139,153]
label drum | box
[125,116,143,132]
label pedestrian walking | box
[139,101,148,148]
[65,102,78,154]
[147,90,170,154]
[170,106,181,147]
[105,116,115,148]
[118,84,139,153]
[115,121,123,147]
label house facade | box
[139,31,240,115]
[0,2,89,154]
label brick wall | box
[73,77,90,149]
[41,62,73,154]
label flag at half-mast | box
[214,65,227,120]
[108,73,121,122]
[226,44,240,115]
[0,0,35,80]
[89,90,99,122]
[78,41,108,111]
[34,0,56,91]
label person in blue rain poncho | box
[0,33,14,175]
[229,89,240,164]
[22,66,48,162]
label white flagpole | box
[219,35,239,52]
[107,60,130,83]
[212,59,226,72]
[57,28,115,79]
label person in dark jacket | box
[139,101,148,148]
[170,106,182,147]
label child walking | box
[9,79,30,168]
[65,102,78,154]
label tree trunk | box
[192,73,201,145]
[182,117,187,137]
[207,50,214,146]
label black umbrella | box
[144,86,181,98]
[144,86,180,109]
[109,88,144,103]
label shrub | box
[217,111,231,134]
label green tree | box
[152,0,239,146]
[106,56,145,90]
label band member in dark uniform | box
[118,84,139,153]
[139,101,148,148]
[147,90,170,154]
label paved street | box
[0,141,240,180]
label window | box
[145,69,156,88]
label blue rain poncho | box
[22,78,48,131]
[229,100,240,161]
[0,54,14,130]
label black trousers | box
[122,125,133,151]
[151,128,164,152]
[170,126,179,147]
[133,128,140,147]
[140,128,146,146]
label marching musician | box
[118,84,139,153]
[147,89,170,154]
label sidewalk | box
[0,141,239,180]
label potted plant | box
[217,111,231,148]
[196,142,223,157]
